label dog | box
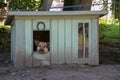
[34,40,49,54]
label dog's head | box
[37,42,49,54]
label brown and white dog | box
[34,40,49,54]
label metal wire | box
[0,2,120,11]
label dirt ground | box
[0,64,120,80]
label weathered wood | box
[65,19,72,64]
[72,19,78,63]
[51,19,58,64]
[14,20,25,67]
[33,52,50,66]
[6,11,108,16]
[11,25,15,62]
[89,18,99,65]
[25,20,32,67]
[58,19,65,64]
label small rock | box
[11,73,15,75]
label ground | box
[0,64,120,80]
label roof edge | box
[5,11,108,25]
[7,10,108,16]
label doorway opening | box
[33,31,50,54]
[32,30,50,66]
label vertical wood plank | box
[71,19,78,63]
[11,25,15,62]
[14,20,25,67]
[58,19,65,64]
[65,19,72,64]
[25,20,33,67]
[11,26,14,61]
[51,19,58,64]
[88,19,92,65]
[89,19,99,65]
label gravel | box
[0,64,120,80]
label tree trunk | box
[63,0,92,11]
[38,0,53,11]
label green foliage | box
[0,24,11,53]
[111,0,120,20]
[0,24,11,32]
[9,0,41,10]
[99,23,112,43]
[99,18,120,43]
[0,0,4,2]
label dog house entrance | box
[33,31,50,66]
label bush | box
[0,24,11,53]
[0,24,10,32]
[99,23,112,43]
[99,19,120,45]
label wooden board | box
[58,19,65,64]
[64,19,72,64]
[14,20,25,67]
[71,19,78,63]
[51,19,58,64]
[25,20,33,67]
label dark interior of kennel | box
[33,31,50,51]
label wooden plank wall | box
[51,19,80,64]
[25,20,33,67]
[64,19,72,64]
[58,19,65,64]
[11,25,15,62]
[14,20,25,67]
[51,19,93,65]
[71,19,79,63]
[23,18,97,66]
[89,19,99,65]
[51,19,58,64]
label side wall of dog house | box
[11,23,15,62]
[89,18,99,65]
[25,18,99,66]
[24,20,33,67]
[13,20,26,67]
[51,18,90,64]
[51,18,99,65]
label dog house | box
[5,11,107,67]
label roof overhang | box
[5,11,108,25]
